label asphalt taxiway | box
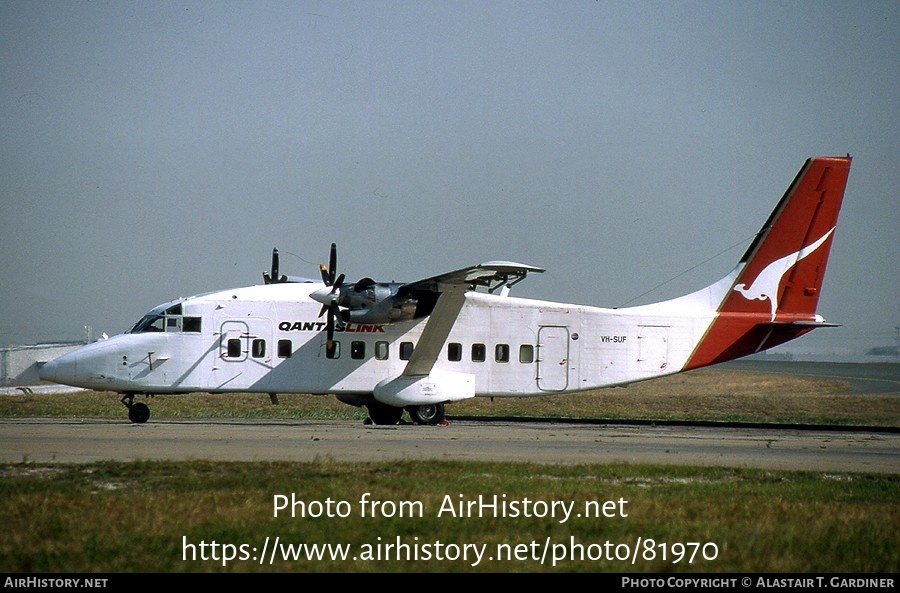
[3,361,897,472]
[2,417,897,474]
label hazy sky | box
[1,1,897,359]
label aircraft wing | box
[398,261,545,296]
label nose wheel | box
[121,394,151,424]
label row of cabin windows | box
[225,338,293,359]
[223,338,535,364]
[328,340,534,363]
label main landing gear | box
[121,393,150,424]
[407,403,446,425]
[364,402,447,426]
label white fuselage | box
[46,280,722,398]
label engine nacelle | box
[342,296,419,324]
[373,371,475,407]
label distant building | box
[865,346,899,358]
[0,342,87,386]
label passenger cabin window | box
[227,338,242,358]
[375,341,389,360]
[326,341,341,359]
[351,341,365,359]
[495,344,510,363]
[400,342,414,360]
[472,343,486,362]
[278,339,292,358]
[252,339,266,358]
[519,344,535,363]
[447,343,462,362]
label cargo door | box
[537,325,569,391]
[637,326,669,372]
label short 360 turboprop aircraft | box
[41,156,852,425]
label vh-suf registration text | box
[273,493,629,524]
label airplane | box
[40,156,853,426]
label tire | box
[408,403,445,425]
[128,402,150,424]
[366,403,403,425]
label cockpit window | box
[130,315,165,333]
[129,302,201,334]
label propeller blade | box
[264,248,280,284]
[331,301,345,330]
[271,248,280,282]
[329,242,337,282]
[320,243,338,285]
[326,307,336,353]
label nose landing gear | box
[121,394,151,424]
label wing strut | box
[401,286,468,377]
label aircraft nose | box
[39,351,78,385]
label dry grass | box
[452,368,899,426]
[2,369,897,426]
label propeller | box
[263,248,287,284]
[310,243,346,350]
[323,275,345,348]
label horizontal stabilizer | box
[766,320,841,328]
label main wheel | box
[366,403,403,425]
[128,402,150,424]
[408,403,445,425]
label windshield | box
[128,301,201,334]
[129,314,165,333]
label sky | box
[1,1,897,360]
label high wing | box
[399,261,545,296]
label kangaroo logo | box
[733,228,835,320]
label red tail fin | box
[687,156,852,368]
[721,156,852,319]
